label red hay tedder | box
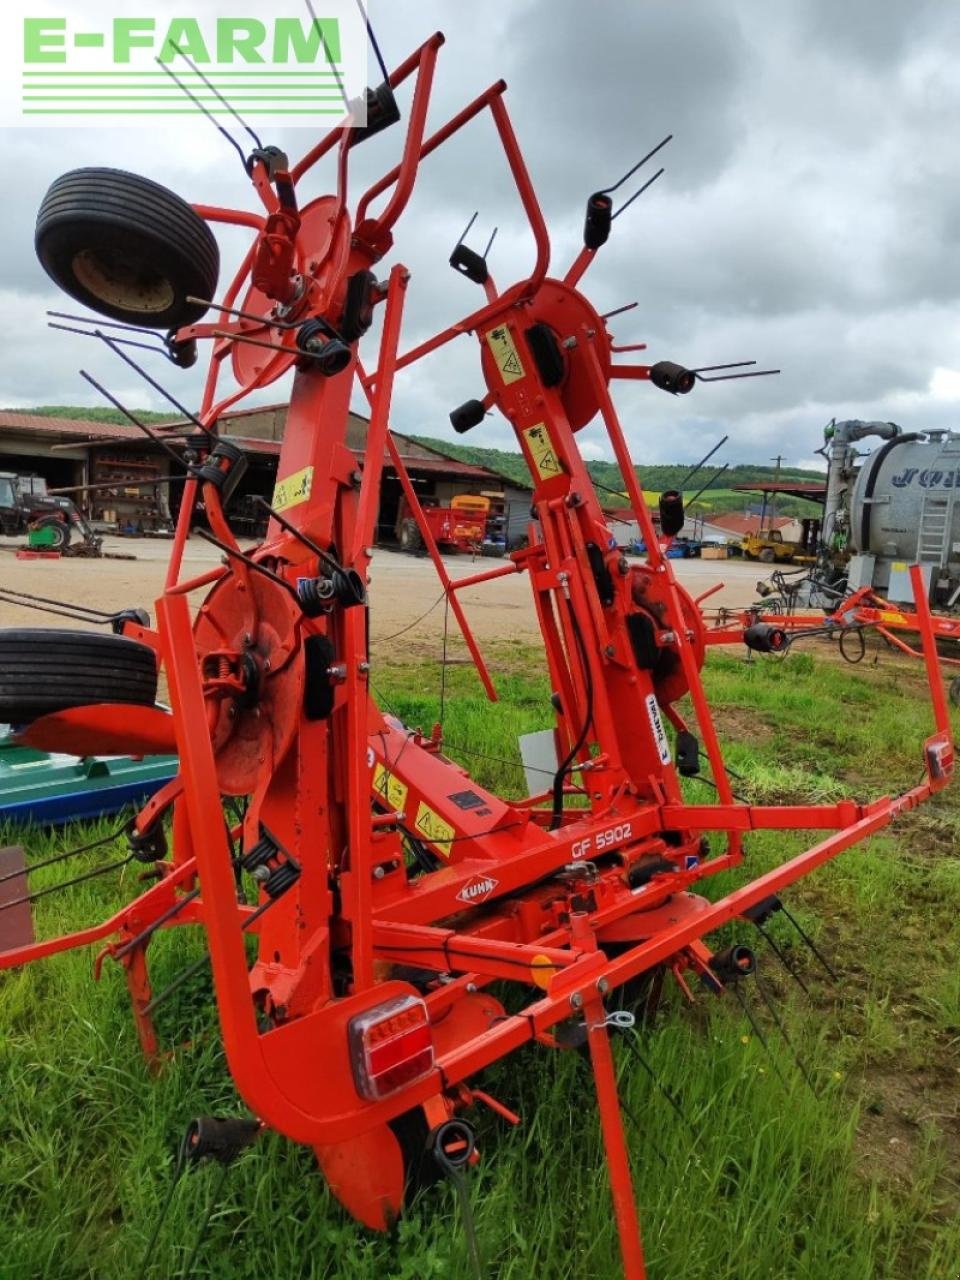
[1,28,954,1280]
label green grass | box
[2,641,960,1279]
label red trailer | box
[396,492,490,552]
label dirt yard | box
[0,536,765,648]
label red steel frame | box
[4,34,954,1279]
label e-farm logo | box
[1,2,368,128]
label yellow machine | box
[741,529,803,564]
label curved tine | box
[484,226,498,259]
[166,44,263,148]
[599,134,672,195]
[611,167,665,220]
[80,368,194,470]
[97,331,217,440]
[154,55,248,171]
[48,311,165,340]
[49,323,174,362]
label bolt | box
[358,661,371,674]
[373,865,386,880]
[351,470,363,486]
[466,982,478,994]
[662,630,677,644]
[263,659,271,671]
[604,645,615,658]
[618,556,629,575]
[597,977,609,995]
[562,336,578,350]
[243,633,253,646]
[570,992,583,1010]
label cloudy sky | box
[4,0,960,471]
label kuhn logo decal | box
[456,875,499,905]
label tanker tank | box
[849,429,960,606]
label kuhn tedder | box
[1,28,954,1280]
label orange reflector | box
[530,954,554,990]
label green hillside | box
[7,405,177,425]
[410,435,825,516]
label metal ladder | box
[917,495,951,565]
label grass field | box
[2,640,960,1280]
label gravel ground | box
[0,535,765,648]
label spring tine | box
[142,952,210,1016]
[96,332,217,441]
[625,1030,698,1136]
[691,361,757,374]
[678,435,729,489]
[601,301,639,321]
[0,856,134,913]
[154,56,249,171]
[696,367,780,382]
[729,981,790,1090]
[79,370,194,470]
[304,0,351,110]
[252,496,343,572]
[611,167,665,220]
[483,226,498,259]
[112,889,202,961]
[754,921,811,996]
[355,0,390,83]
[48,311,167,340]
[455,211,479,249]
[753,970,819,1097]
[163,44,263,149]
[599,134,672,195]
[49,323,174,361]
[779,904,838,981]
[0,586,116,618]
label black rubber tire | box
[0,628,158,724]
[35,167,219,328]
[399,519,423,553]
[32,517,70,551]
[758,547,776,564]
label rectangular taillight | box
[349,995,435,1100]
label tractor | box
[0,471,102,554]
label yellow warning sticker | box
[373,764,408,813]
[485,325,526,385]
[272,465,314,513]
[413,801,456,858]
[878,610,909,625]
[522,423,564,481]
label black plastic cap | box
[584,192,613,250]
[450,399,486,434]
